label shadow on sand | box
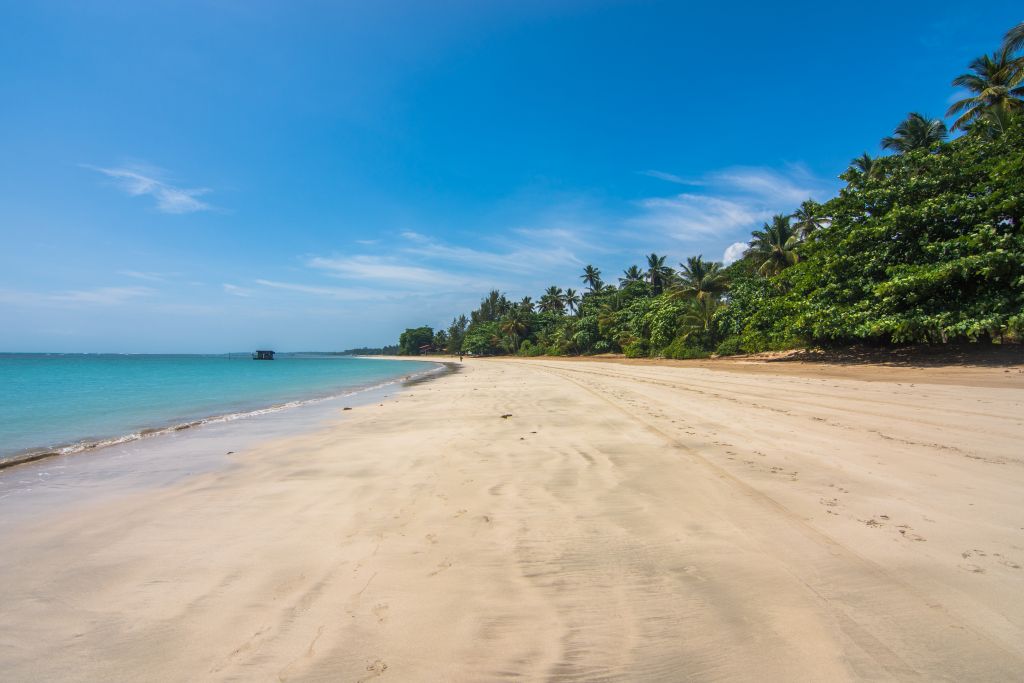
[754,344,1024,369]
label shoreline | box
[0,359,448,473]
[1,357,1022,679]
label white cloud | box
[710,165,828,206]
[255,279,393,301]
[0,286,154,307]
[223,283,254,297]
[632,194,763,240]
[307,255,468,288]
[632,165,835,243]
[403,238,580,276]
[387,225,594,282]
[639,169,695,185]
[722,241,748,265]
[118,270,170,282]
[84,164,212,214]
[52,286,154,305]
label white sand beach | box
[1,357,1023,681]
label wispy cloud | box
[710,165,827,206]
[52,286,154,305]
[632,164,835,242]
[393,226,589,278]
[307,255,468,288]
[222,283,254,297]
[632,194,763,240]
[403,239,578,275]
[0,286,154,307]
[399,231,430,243]
[639,169,695,185]
[84,163,212,214]
[254,278,393,301]
[118,270,171,282]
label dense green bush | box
[713,336,744,357]
[398,326,434,355]
[662,335,711,359]
[517,340,545,356]
[623,339,648,358]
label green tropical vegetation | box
[338,346,400,355]
[397,23,1024,358]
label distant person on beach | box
[459,353,464,362]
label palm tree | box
[790,199,827,239]
[673,255,727,301]
[946,48,1024,131]
[849,152,880,179]
[564,288,581,316]
[499,307,529,352]
[538,286,566,314]
[472,290,511,323]
[881,113,948,153]
[1004,21,1024,54]
[645,253,673,294]
[973,103,1019,138]
[749,214,800,276]
[581,265,603,292]
[518,296,534,313]
[680,296,720,337]
[619,265,643,285]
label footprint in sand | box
[429,559,453,576]
[360,659,388,681]
[372,603,389,623]
[963,549,1020,569]
[425,533,438,544]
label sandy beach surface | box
[1,357,1023,681]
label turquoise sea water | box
[0,354,435,462]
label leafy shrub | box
[714,336,744,356]
[623,339,648,358]
[661,335,711,359]
[517,340,544,356]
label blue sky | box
[1,1,1020,352]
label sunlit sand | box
[1,357,1022,680]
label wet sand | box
[1,357,1023,680]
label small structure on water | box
[252,350,275,361]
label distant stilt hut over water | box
[252,350,275,360]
